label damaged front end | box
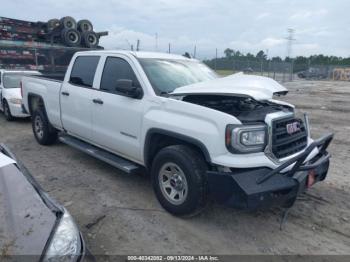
[182,94,293,123]
[207,134,333,210]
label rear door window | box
[69,56,100,87]
[100,57,140,93]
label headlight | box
[226,125,267,153]
[43,210,82,262]
[9,98,22,105]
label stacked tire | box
[46,17,99,48]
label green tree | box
[271,56,282,62]
[256,50,267,60]
[224,48,234,58]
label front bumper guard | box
[207,133,333,210]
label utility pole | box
[286,28,296,81]
[193,45,197,58]
[168,43,171,53]
[136,39,140,51]
[215,48,218,71]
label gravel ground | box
[0,80,349,256]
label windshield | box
[3,73,23,89]
[138,58,218,95]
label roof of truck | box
[76,50,194,61]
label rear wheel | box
[32,110,57,145]
[81,31,98,48]
[77,19,93,32]
[47,19,60,32]
[60,16,77,29]
[3,100,14,121]
[61,28,81,47]
[151,145,208,216]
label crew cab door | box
[60,56,100,141]
[91,55,144,162]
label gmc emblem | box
[286,122,301,135]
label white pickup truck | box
[21,50,333,216]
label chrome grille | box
[271,117,308,158]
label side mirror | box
[115,79,142,99]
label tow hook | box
[307,169,316,188]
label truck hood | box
[171,73,288,100]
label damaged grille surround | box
[180,94,308,161]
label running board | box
[58,135,141,174]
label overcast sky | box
[3,0,349,59]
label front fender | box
[141,98,241,165]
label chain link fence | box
[295,64,350,81]
[205,58,350,82]
[205,58,294,82]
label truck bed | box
[21,75,63,129]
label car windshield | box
[3,73,23,89]
[138,58,218,95]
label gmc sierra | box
[21,50,333,216]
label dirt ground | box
[0,80,349,256]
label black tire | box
[151,145,208,216]
[32,109,57,145]
[81,31,99,48]
[3,100,14,121]
[77,19,93,32]
[60,16,77,29]
[47,19,60,32]
[61,28,81,47]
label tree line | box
[203,48,350,72]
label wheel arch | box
[27,93,45,115]
[144,128,212,169]
[2,98,9,111]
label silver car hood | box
[0,162,56,256]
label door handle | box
[61,91,70,96]
[92,98,103,105]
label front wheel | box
[151,145,208,216]
[32,110,57,145]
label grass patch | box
[215,70,235,76]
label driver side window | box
[100,57,140,93]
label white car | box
[21,51,333,216]
[0,70,40,121]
